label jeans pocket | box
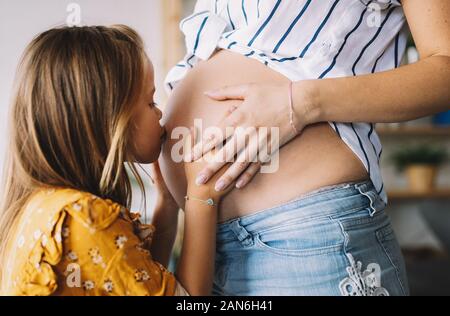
[375,224,409,295]
[254,219,343,257]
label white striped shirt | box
[165,0,410,204]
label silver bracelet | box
[184,195,215,206]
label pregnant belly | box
[160,50,368,222]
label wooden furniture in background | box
[162,0,185,74]
[378,124,450,201]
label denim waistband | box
[217,180,386,238]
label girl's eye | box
[149,102,158,108]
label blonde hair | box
[0,25,149,286]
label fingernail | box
[195,174,207,185]
[215,180,226,192]
[236,179,245,189]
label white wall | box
[0,0,165,172]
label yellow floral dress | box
[1,187,183,296]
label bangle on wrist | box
[184,195,216,206]
[288,81,300,136]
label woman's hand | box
[186,81,319,192]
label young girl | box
[0,25,229,296]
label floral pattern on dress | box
[66,250,78,261]
[82,280,95,291]
[88,247,104,267]
[103,279,114,293]
[135,242,150,256]
[115,235,128,249]
[134,269,150,282]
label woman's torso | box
[164,0,409,210]
[160,50,369,222]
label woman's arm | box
[190,0,450,192]
[305,0,450,124]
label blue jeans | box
[213,180,409,296]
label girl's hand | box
[150,161,179,214]
[149,161,179,267]
[186,81,318,192]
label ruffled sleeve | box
[64,197,177,296]
[4,188,84,296]
[18,192,120,295]
[4,189,178,296]
[15,209,67,296]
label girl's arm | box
[175,131,232,296]
[175,188,218,296]
[150,132,231,295]
[151,165,223,296]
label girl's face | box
[131,60,166,163]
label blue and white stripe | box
[165,0,409,204]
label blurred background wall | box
[0,0,167,213]
[1,0,449,295]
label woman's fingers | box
[194,130,246,185]
[188,86,254,162]
[188,107,243,161]
[204,84,251,101]
[213,130,262,191]
[214,161,251,192]
[235,162,261,189]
